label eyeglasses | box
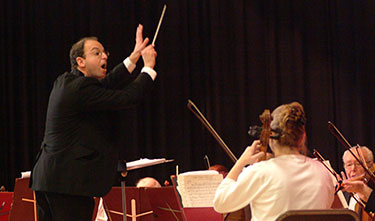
[344,161,372,168]
[86,49,110,58]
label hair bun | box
[287,104,306,126]
[271,102,306,148]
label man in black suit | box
[30,24,157,220]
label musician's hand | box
[142,44,157,68]
[342,179,365,193]
[333,171,345,193]
[129,24,149,64]
[237,140,265,166]
[341,179,373,201]
[226,140,265,182]
[266,152,274,160]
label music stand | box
[111,158,173,221]
[0,191,13,220]
[144,186,186,220]
[117,160,128,221]
[167,175,223,221]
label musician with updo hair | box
[213,102,335,221]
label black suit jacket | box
[365,191,375,215]
[30,63,153,197]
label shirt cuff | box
[141,67,157,81]
[123,57,136,73]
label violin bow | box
[187,99,237,163]
[313,149,367,208]
[328,121,375,183]
[313,149,341,181]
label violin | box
[247,109,273,161]
[328,121,375,219]
[352,145,375,190]
[313,148,374,221]
[328,121,375,187]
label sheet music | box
[177,170,223,207]
[21,171,31,178]
[126,158,173,170]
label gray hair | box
[342,146,374,163]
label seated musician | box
[136,177,161,188]
[209,164,229,178]
[340,146,375,217]
[341,146,374,210]
[341,176,375,216]
[213,102,335,221]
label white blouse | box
[213,155,335,221]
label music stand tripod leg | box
[118,160,128,221]
[121,179,126,221]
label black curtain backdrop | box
[1,0,375,191]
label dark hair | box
[69,36,98,70]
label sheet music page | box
[126,158,172,170]
[177,170,223,207]
[21,171,31,178]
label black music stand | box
[117,160,128,221]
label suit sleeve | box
[100,63,135,89]
[365,191,375,214]
[78,72,153,111]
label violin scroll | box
[259,110,272,160]
[247,109,272,161]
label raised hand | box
[129,24,149,64]
[141,44,157,69]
